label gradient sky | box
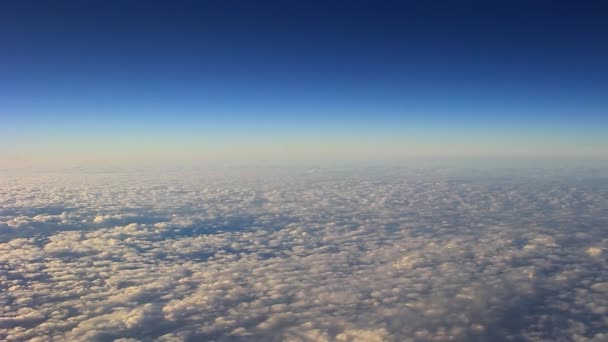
[1,0,607,166]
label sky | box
[1,0,607,166]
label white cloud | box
[0,166,606,341]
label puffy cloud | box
[0,166,606,341]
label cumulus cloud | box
[0,166,606,341]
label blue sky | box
[1,1,607,166]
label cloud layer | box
[0,166,607,341]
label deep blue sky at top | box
[1,0,607,152]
